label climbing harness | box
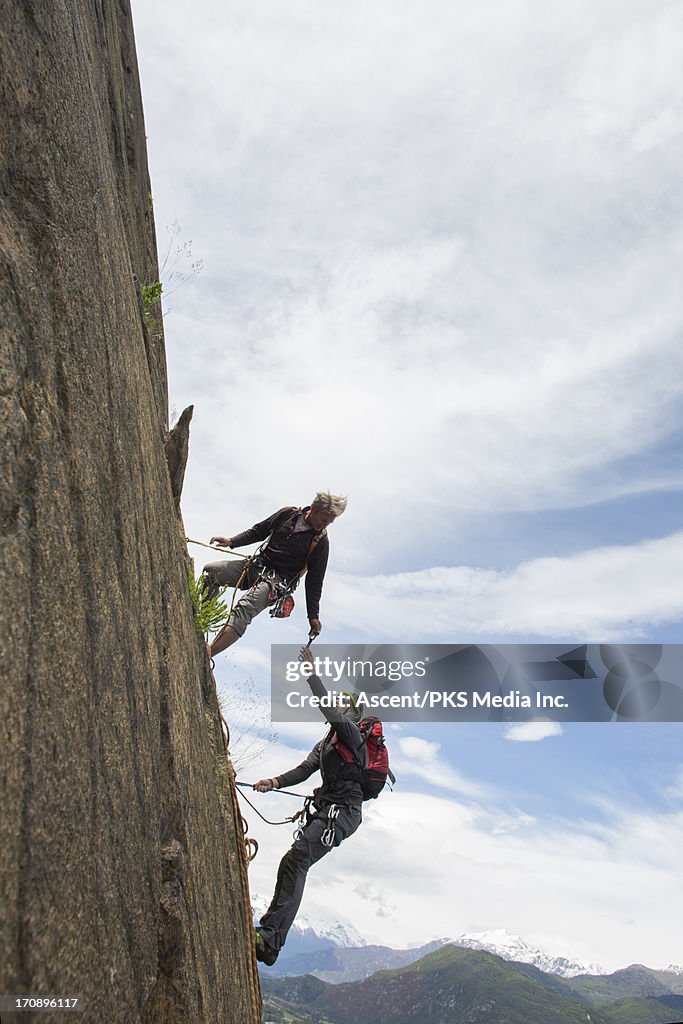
[258,521,326,619]
[247,557,295,619]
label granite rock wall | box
[0,2,259,1020]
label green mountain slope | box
[602,994,683,1024]
[511,957,683,1022]
[565,965,683,1005]
[262,945,615,1024]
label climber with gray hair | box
[204,492,348,656]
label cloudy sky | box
[132,0,683,972]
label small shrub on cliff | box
[188,570,230,636]
[141,225,203,336]
[142,280,163,309]
[142,280,163,331]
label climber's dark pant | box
[259,804,362,951]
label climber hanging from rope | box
[252,644,393,967]
[203,491,347,658]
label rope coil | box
[217,699,261,1019]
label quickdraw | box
[321,804,340,848]
[293,797,314,841]
[292,799,341,847]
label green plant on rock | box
[141,224,203,337]
[142,280,163,310]
[142,280,163,331]
[188,570,230,636]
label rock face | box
[0,3,259,1021]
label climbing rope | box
[186,537,244,556]
[207,673,261,1021]
[227,769,261,1019]
[234,783,309,828]
[236,781,309,800]
[217,713,258,863]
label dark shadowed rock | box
[0,2,259,1021]
[165,405,194,511]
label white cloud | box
[325,531,683,639]
[245,788,683,972]
[491,811,537,833]
[394,736,489,798]
[268,720,328,751]
[505,722,564,742]
[665,766,683,801]
[133,0,683,569]
[215,643,270,672]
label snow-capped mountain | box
[255,901,680,989]
[257,905,606,982]
[293,910,367,950]
[252,890,680,983]
[449,928,603,977]
[251,894,366,953]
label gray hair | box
[312,491,348,517]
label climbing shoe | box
[254,929,278,966]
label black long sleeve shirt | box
[229,506,329,620]
[275,671,366,808]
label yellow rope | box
[215,686,262,1020]
[186,537,244,557]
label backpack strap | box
[297,528,326,581]
[254,506,301,564]
[258,510,325,585]
[271,506,302,539]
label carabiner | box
[321,804,340,847]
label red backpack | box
[331,716,395,800]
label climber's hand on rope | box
[210,535,232,547]
[253,778,278,792]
